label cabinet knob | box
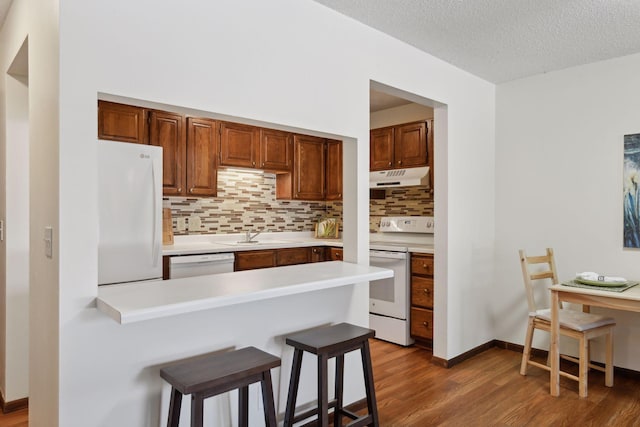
[252,161,256,166]
[189,188,194,193]
[423,264,427,268]
[388,161,392,166]
[177,187,182,193]
[398,160,403,165]
[423,321,429,328]
[423,288,430,295]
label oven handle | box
[369,250,408,260]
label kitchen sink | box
[216,239,294,246]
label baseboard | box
[431,340,497,368]
[0,393,28,414]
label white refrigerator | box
[98,140,163,285]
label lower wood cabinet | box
[410,253,434,347]
[235,250,277,271]
[234,247,319,271]
[277,247,311,266]
[328,247,343,261]
[311,247,326,262]
[410,307,433,340]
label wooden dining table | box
[549,282,640,396]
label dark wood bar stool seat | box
[284,323,379,427]
[160,346,281,427]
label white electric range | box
[369,216,434,346]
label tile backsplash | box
[369,186,433,232]
[164,169,433,235]
[164,169,331,235]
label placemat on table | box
[561,280,639,293]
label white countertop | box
[163,233,342,255]
[163,232,433,255]
[97,261,392,324]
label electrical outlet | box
[188,215,201,232]
[176,217,186,232]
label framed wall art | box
[624,133,640,248]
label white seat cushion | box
[535,308,615,332]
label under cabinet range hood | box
[369,166,430,188]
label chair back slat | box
[519,248,560,313]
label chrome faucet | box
[244,230,261,242]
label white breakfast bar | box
[95,261,392,426]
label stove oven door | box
[369,250,409,319]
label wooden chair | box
[519,248,615,397]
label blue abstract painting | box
[624,134,640,248]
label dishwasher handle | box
[169,253,235,265]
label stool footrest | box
[346,414,373,427]
[340,408,359,420]
[291,400,338,424]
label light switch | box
[44,226,53,258]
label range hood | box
[369,166,430,188]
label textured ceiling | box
[314,0,640,83]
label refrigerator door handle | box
[151,157,160,267]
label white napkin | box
[576,271,627,283]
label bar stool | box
[160,346,280,427]
[283,323,379,427]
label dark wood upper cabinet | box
[395,122,427,168]
[219,122,260,168]
[370,121,429,172]
[186,118,218,197]
[149,110,186,196]
[276,136,342,201]
[98,100,147,144]
[292,134,326,200]
[259,128,293,172]
[325,139,343,201]
[370,126,394,171]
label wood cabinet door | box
[427,119,434,188]
[219,122,260,168]
[276,247,311,266]
[98,100,147,144]
[329,247,343,261]
[410,307,433,339]
[411,254,434,276]
[186,118,218,197]
[149,110,186,196]
[260,129,292,172]
[370,127,394,171]
[234,250,276,271]
[310,247,326,262]
[325,139,343,201]
[411,276,434,308]
[394,122,428,168]
[293,134,326,200]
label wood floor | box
[368,339,640,426]
[1,340,639,426]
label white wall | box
[370,102,434,129]
[495,52,640,370]
[4,0,500,424]
[3,70,29,403]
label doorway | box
[0,37,30,409]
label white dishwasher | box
[169,253,235,279]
